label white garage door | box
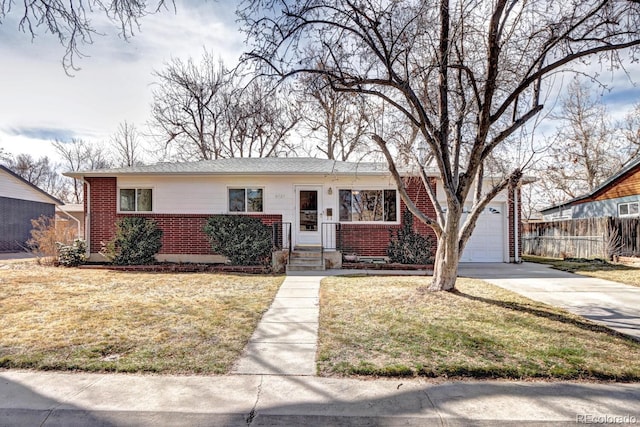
[460,203,505,262]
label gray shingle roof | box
[65,157,423,177]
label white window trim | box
[117,187,154,213]
[338,187,400,225]
[618,201,640,217]
[227,186,265,214]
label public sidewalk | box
[2,370,639,426]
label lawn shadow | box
[452,290,639,344]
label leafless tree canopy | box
[297,74,372,161]
[0,0,169,72]
[54,138,111,203]
[150,52,300,160]
[545,79,626,200]
[110,121,144,167]
[241,0,640,290]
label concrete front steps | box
[286,246,325,272]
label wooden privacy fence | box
[523,217,640,259]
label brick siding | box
[85,177,281,256]
[340,176,438,257]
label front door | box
[295,186,322,246]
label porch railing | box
[321,222,341,251]
[272,222,292,261]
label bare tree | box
[151,52,300,160]
[621,102,640,159]
[241,0,640,291]
[298,75,371,160]
[150,52,228,161]
[110,121,145,166]
[0,0,168,73]
[221,79,300,158]
[54,139,111,203]
[0,147,9,163]
[543,79,625,200]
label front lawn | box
[0,262,283,373]
[523,255,640,287]
[318,276,640,380]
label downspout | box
[513,186,520,263]
[80,177,91,259]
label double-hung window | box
[119,188,153,212]
[229,188,263,213]
[339,189,397,222]
[618,201,639,217]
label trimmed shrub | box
[57,239,87,266]
[203,215,272,266]
[387,209,434,264]
[101,217,163,265]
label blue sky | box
[0,2,638,164]
[0,0,244,161]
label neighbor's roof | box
[540,156,640,213]
[64,157,428,178]
[0,164,63,205]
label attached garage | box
[460,202,507,262]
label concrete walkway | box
[232,273,324,376]
[2,370,639,426]
[459,262,640,340]
[230,268,432,376]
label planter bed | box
[80,263,271,274]
[342,262,433,272]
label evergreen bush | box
[387,209,434,264]
[203,215,272,266]
[101,217,163,265]
[57,239,87,266]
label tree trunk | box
[429,215,460,291]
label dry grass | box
[318,276,640,380]
[0,261,283,374]
[523,255,640,287]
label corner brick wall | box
[86,177,117,254]
[85,177,281,256]
[340,176,438,257]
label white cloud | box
[0,0,245,162]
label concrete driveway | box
[459,262,640,340]
[0,252,35,261]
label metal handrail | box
[321,222,341,251]
[272,222,292,264]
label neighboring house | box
[65,158,524,267]
[541,157,640,220]
[56,204,85,238]
[0,165,63,252]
